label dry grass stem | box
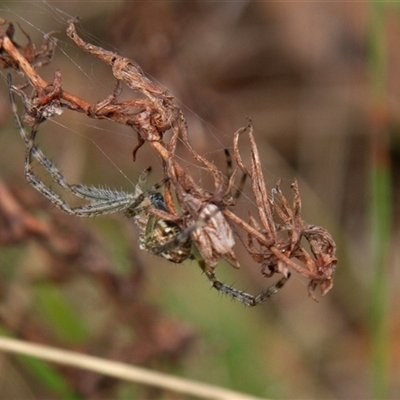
[0,337,266,400]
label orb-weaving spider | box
[9,77,289,306]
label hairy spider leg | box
[191,245,291,306]
[224,148,247,202]
[23,118,137,216]
[150,200,290,306]
[10,80,169,218]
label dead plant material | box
[0,18,337,303]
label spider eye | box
[150,193,168,212]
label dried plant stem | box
[367,3,392,398]
[0,337,266,400]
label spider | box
[9,77,289,306]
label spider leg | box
[232,171,247,202]
[10,76,174,219]
[193,244,291,306]
[9,77,89,200]
[224,148,247,202]
[22,121,168,217]
[22,116,136,216]
[23,120,79,215]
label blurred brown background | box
[0,1,399,399]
